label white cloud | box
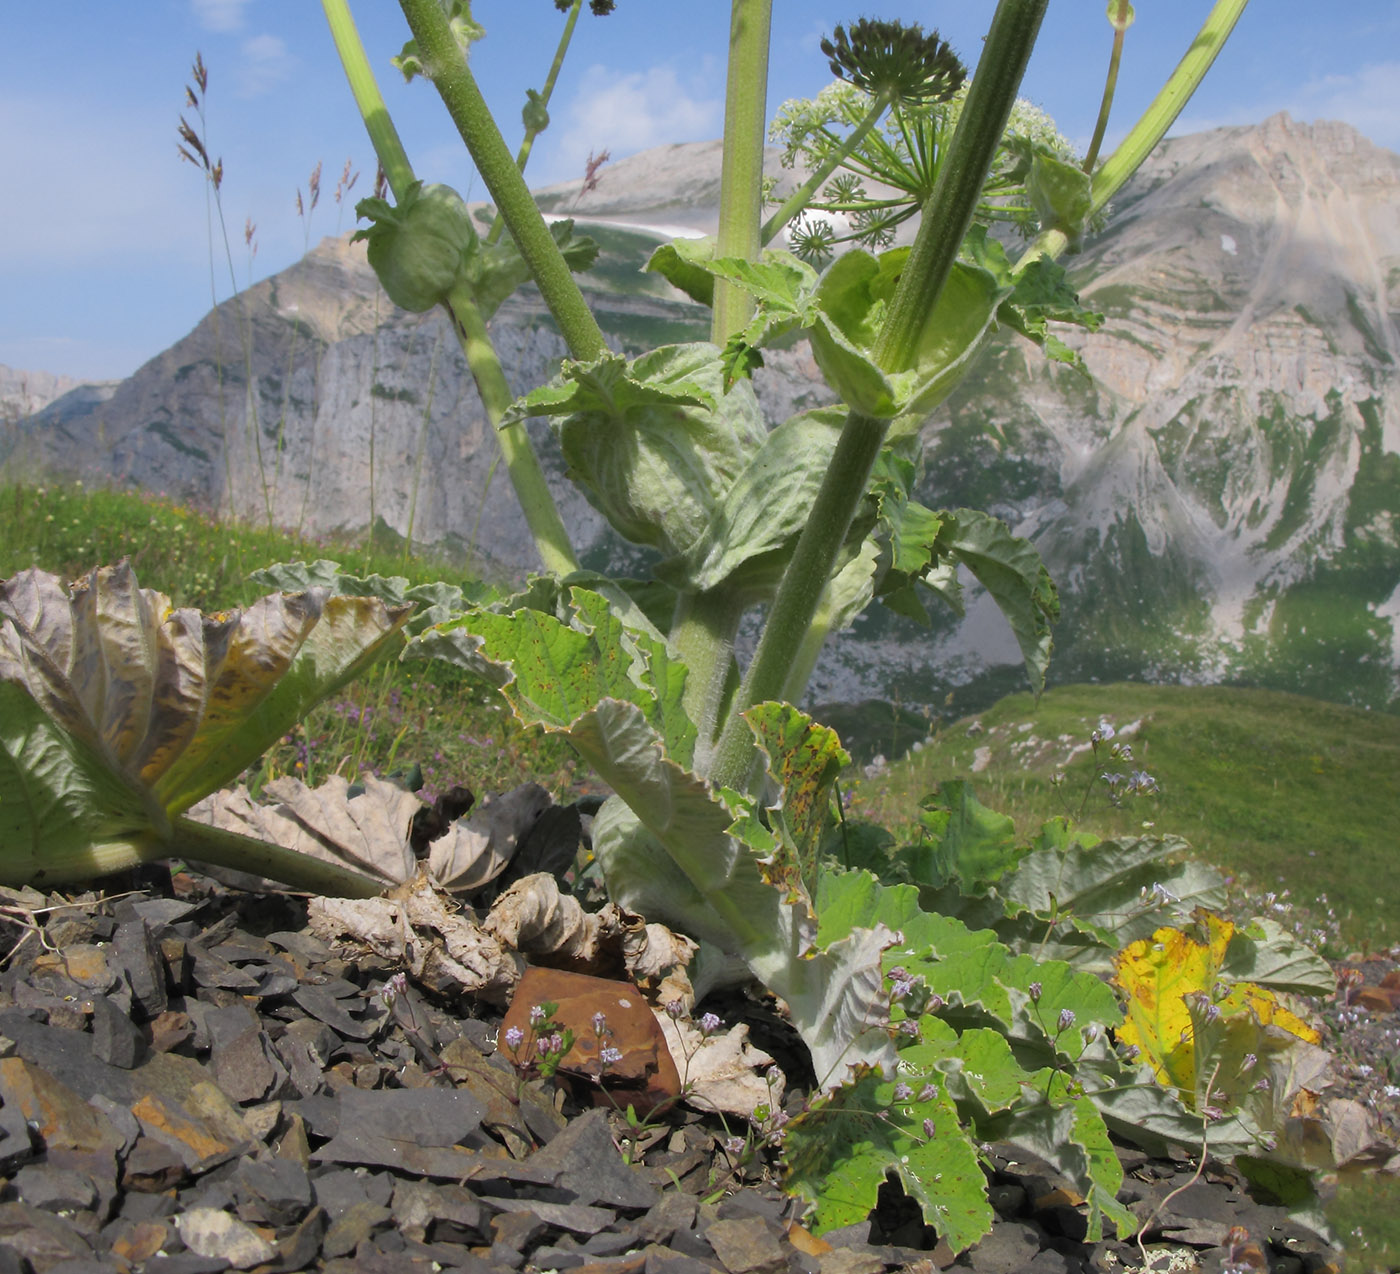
[543,62,722,183]
[191,0,251,34]
[234,33,295,98]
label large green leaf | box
[897,781,1022,892]
[505,344,767,559]
[930,509,1059,696]
[672,407,847,596]
[783,1064,993,1249]
[411,585,695,769]
[806,248,1008,429]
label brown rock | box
[500,967,681,1115]
[706,1215,788,1274]
[0,1057,122,1154]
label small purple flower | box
[892,1082,914,1101]
[664,999,685,1019]
[503,1024,525,1051]
[896,1019,920,1038]
[922,1117,936,1138]
[889,975,916,1001]
[599,1046,623,1065]
[723,1135,747,1156]
[1240,1053,1257,1073]
[1057,1008,1076,1032]
[547,1032,564,1055]
[926,994,945,1012]
[529,1005,547,1027]
[917,1083,938,1102]
[592,1011,608,1035]
[1028,982,1042,1003]
[699,1012,722,1036]
[379,972,407,1007]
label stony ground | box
[0,870,1392,1274]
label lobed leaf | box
[783,1065,993,1250]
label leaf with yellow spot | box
[1114,910,1320,1111]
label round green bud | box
[353,181,478,313]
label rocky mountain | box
[6,113,1398,721]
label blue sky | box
[2,1,1397,383]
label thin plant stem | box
[323,0,579,575]
[485,0,583,246]
[1081,0,1131,173]
[1019,0,1249,270]
[322,0,415,200]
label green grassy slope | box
[851,682,1400,949]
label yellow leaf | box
[1113,911,1319,1105]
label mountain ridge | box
[5,112,1398,717]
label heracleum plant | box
[6,0,1335,1251]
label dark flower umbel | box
[554,0,616,12]
[820,19,966,105]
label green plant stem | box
[324,0,579,574]
[322,0,416,200]
[1090,0,1246,212]
[669,588,744,769]
[1020,0,1248,269]
[25,823,382,898]
[876,0,1047,372]
[708,411,887,792]
[169,817,384,896]
[759,91,891,247]
[710,0,1049,791]
[1082,0,1131,173]
[486,0,583,246]
[711,0,773,347]
[447,285,578,574]
[399,0,606,363]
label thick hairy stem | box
[876,0,1047,372]
[711,0,773,346]
[709,0,1051,791]
[669,588,745,773]
[759,91,891,247]
[399,0,606,362]
[708,411,888,793]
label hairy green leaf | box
[806,248,1008,428]
[506,344,766,559]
